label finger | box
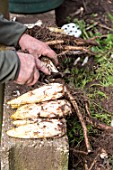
[26,68,40,86]
[35,58,51,75]
[14,80,25,85]
[42,49,58,65]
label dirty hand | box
[14,52,50,86]
[19,33,58,65]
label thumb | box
[35,58,51,75]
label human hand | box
[19,33,58,65]
[14,52,50,86]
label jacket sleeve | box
[0,50,20,83]
[0,14,27,47]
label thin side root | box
[65,86,92,153]
[46,40,64,45]
[85,104,113,133]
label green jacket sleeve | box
[0,50,20,83]
[0,14,27,83]
[0,14,27,46]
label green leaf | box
[96,91,107,98]
[106,75,113,84]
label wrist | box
[18,33,29,49]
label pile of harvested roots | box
[27,25,100,56]
[26,26,113,155]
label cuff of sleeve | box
[0,50,20,83]
[13,51,20,80]
[0,14,27,47]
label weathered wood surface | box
[1,82,69,170]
